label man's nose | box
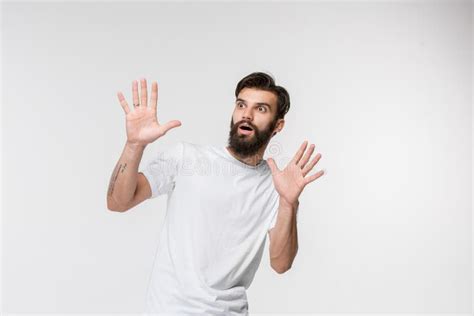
[241,107,253,121]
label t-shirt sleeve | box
[140,141,184,199]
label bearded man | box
[107,72,325,315]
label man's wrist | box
[125,141,146,152]
[279,197,299,212]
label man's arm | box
[107,141,146,211]
[107,78,182,211]
[268,198,299,274]
[266,140,324,274]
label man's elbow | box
[107,203,127,212]
[106,197,128,212]
[271,261,292,274]
[270,247,298,274]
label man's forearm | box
[107,141,146,209]
[269,198,299,273]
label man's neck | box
[226,146,266,167]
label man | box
[107,72,324,314]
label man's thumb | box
[161,120,182,134]
[266,157,279,173]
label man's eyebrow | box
[236,98,272,110]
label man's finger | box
[132,80,139,107]
[117,91,130,114]
[160,120,182,135]
[291,140,308,165]
[150,81,158,110]
[140,78,148,107]
[302,153,321,177]
[298,144,315,169]
[304,169,325,185]
[267,158,279,174]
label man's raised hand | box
[267,141,325,207]
[117,78,182,147]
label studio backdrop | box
[1,0,471,314]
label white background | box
[1,0,472,314]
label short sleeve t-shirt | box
[140,141,280,315]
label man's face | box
[227,87,280,157]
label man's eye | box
[258,106,266,112]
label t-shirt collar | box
[222,146,266,170]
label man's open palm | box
[117,78,181,146]
[267,141,324,205]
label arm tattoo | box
[120,163,127,173]
[107,162,127,197]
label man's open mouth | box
[238,124,254,135]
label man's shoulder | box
[179,141,208,151]
[178,141,220,157]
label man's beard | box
[227,117,278,158]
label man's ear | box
[273,118,285,136]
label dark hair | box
[235,72,290,121]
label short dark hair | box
[235,72,290,120]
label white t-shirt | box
[140,141,280,315]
